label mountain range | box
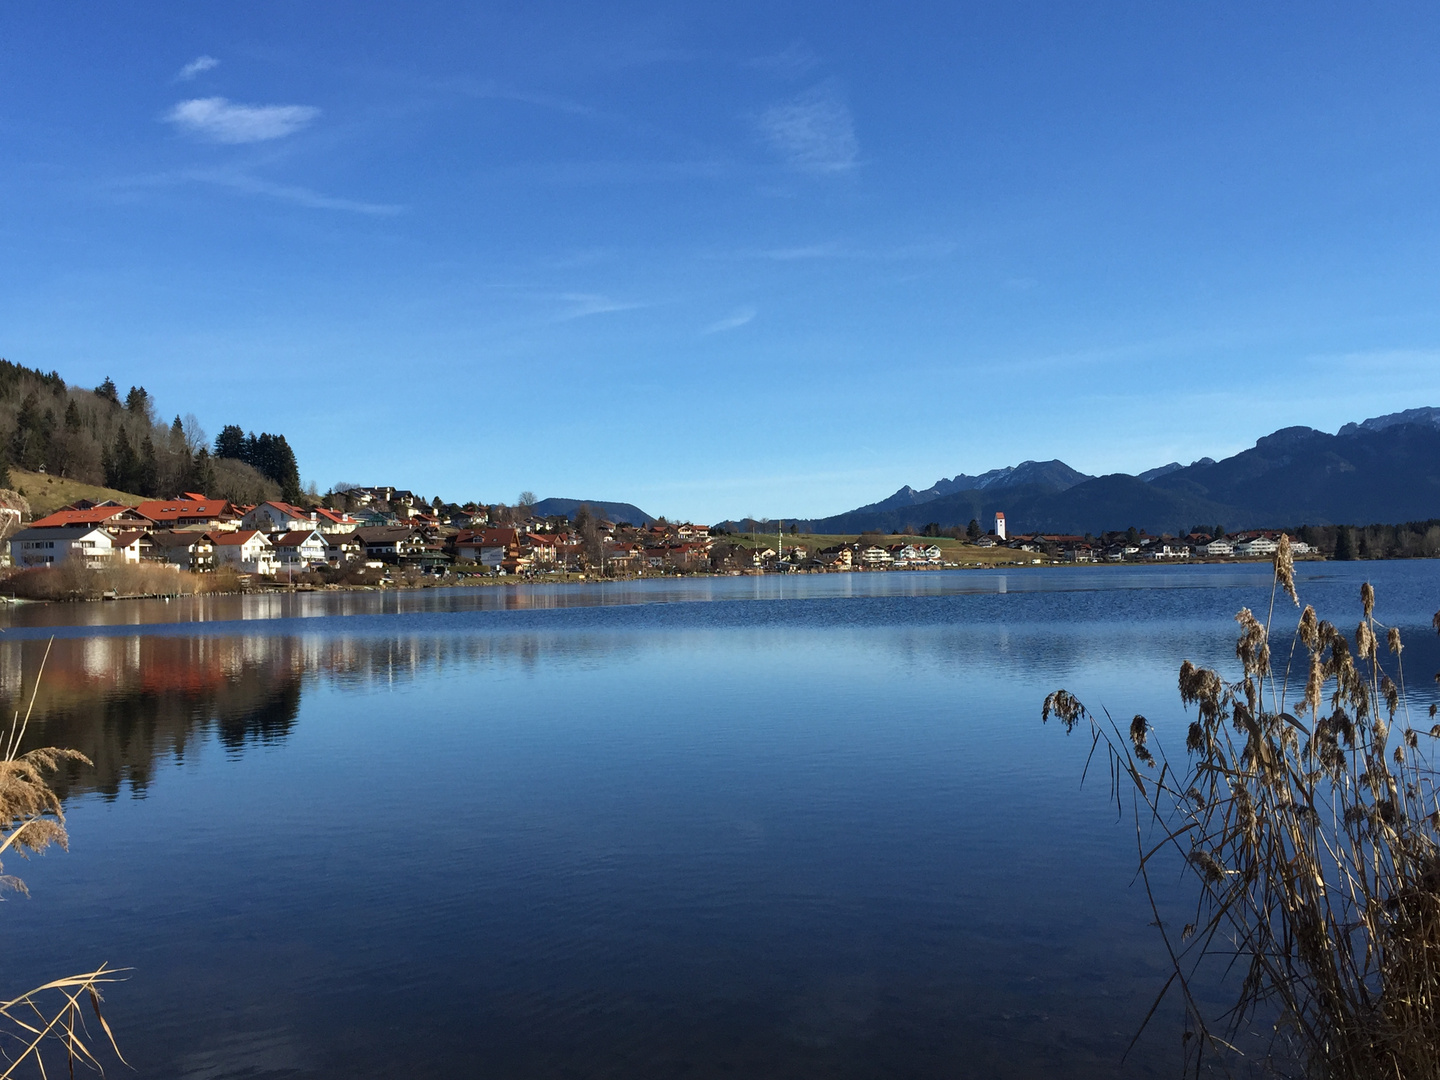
[778,408,1440,536]
[531,497,655,526]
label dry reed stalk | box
[0,638,125,1076]
[1044,535,1440,1078]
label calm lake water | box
[3,563,1438,1078]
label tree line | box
[0,358,299,504]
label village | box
[2,487,1317,587]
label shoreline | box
[0,552,1349,605]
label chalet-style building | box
[211,530,280,575]
[109,530,153,565]
[135,497,237,530]
[323,532,363,566]
[145,530,216,572]
[29,506,150,530]
[10,526,115,569]
[352,526,423,565]
[313,508,362,534]
[269,530,329,572]
[241,501,317,533]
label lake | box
[3,563,1437,1078]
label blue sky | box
[4,3,1440,521]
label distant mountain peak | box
[788,405,1440,537]
[1338,407,1440,437]
[1138,462,1183,482]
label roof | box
[313,508,357,525]
[11,526,113,542]
[252,501,315,520]
[136,498,232,523]
[30,507,142,528]
[211,530,268,547]
[110,531,150,547]
[354,526,416,542]
[271,530,323,545]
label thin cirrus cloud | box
[757,81,858,174]
[746,42,820,80]
[557,293,649,321]
[185,170,403,215]
[165,97,320,144]
[176,55,219,81]
[702,307,756,334]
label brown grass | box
[0,561,245,601]
[1044,535,1440,1077]
[0,640,125,1076]
[7,469,145,519]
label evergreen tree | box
[104,427,140,492]
[9,391,46,470]
[169,415,186,450]
[125,385,150,417]
[63,399,82,433]
[1334,526,1356,561]
[966,518,981,540]
[137,434,160,497]
[94,377,119,405]
[186,447,217,497]
[0,443,11,490]
[214,424,248,461]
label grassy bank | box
[9,468,146,518]
[726,531,1051,565]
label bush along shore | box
[1044,536,1440,1077]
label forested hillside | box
[0,358,303,504]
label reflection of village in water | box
[0,630,598,799]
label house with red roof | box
[240,501,317,533]
[312,507,361,534]
[210,530,280,575]
[135,497,238,530]
[29,506,149,530]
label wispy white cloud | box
[176,55,219,81]
[557,293,648,321]
[164,97,320,144]
[188,171,402,214]
[760,242,846,261]
[702,307,756,334]
[747,42,820,80]
[720,239,954,262]
[109,168,402,215]
[757,81,858,174]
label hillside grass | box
[725,531,1041,564]
[8,468,147,517]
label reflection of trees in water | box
[2,636,306,799]
[0,631,642,799]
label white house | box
[269,529,329,572]
[211,530,280,575]
[10,526,115,569]
[313,507,362,535]
[1235,537,1280,557]
[857,545,893,567]
[1143,544,1191,560]
[1193,539,1234,557]
[241,501,317,533]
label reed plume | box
[0,639,124,1077]
[1044,534,1440,1078]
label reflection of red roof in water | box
[31,638,231,695]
